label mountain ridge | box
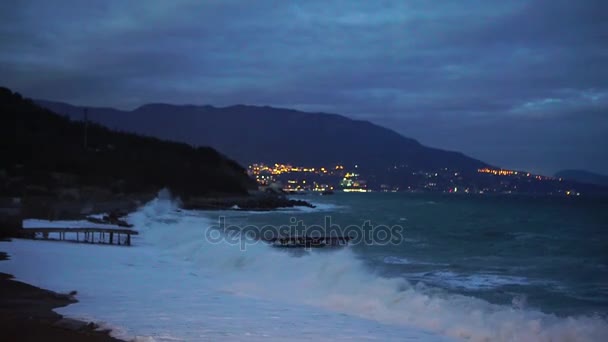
[37,99,490,173]
[1,88,257,199]
[555,170,608,187]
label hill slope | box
[555,170,608,187]
[1,88,256,198]
[38,100,490,172]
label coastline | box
[0,251,122,342]
[0,194,317,341]
[182,193,315,211]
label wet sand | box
[0,251,121,341]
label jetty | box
[265,236,351,248]
[18,227,138,246]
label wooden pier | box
[18,227,139,246]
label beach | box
[0,251,120,342]
[0,198,454,341]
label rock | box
[53,318,90,331]
[0,214,22,239]
[58,188,80,201]
[182,193,315,211]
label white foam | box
[1,197,449,341]
[23,218,120,229]
[2,197,608,342]
[383,256,448,266]
[407,271,531,290]
[384,256,411,264]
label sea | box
[1,192,607,341]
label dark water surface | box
[227,193,608,317]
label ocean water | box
[1,192,608,341]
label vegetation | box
[0,87,256,199]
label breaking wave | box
[130,197,608,342]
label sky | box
[1,0,607,175]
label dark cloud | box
[1,0,606,174]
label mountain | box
[1,88,256,199]
[555,170,608,187]
[37,100,490,173]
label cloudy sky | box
[2,0,607,175]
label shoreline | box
[1,191,315,241]
[182,193,316,211]
[0,250,123,342]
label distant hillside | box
[1,88,256,198]
[38,100,490,173]
[555,170,608,187]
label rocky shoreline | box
[0,252,122,341]
[1,190,314,239]
[182,193,315,211]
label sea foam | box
[2,196,607,341]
